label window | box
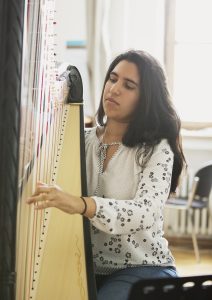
[165,0,212,128]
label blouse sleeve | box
[89,139,174,235]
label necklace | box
[99,128,122,146]
[94,129,122,196]
[98,130,121,172]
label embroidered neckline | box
[94,134,123,196]
[98,143,121,174]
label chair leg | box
[188,209,200,263]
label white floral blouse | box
[85,126,176,275]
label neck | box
[102,119,129,144]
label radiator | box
[164,172,212,237]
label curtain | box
[86,0,112,115]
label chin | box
[105,110,120,119]
[107,115,130,124]
[104,108,130,122]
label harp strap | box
[80,196,87,215]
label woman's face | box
[103,60,140,123]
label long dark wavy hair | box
[96,50,186,194]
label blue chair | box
[166,161,212,262]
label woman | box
[27,50,186,300]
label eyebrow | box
[110,71,139,86]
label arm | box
[26,140,173,235]
[26,127,97,214]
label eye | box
[109,75,117,83]
[125,82,136,90]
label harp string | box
[17,0,42,297]
[29,1,59,297]
[28,1,44,296]
[25,0,42,297]
[16,0,68,298]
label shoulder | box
[153,139,173,156]
[84,125,104,139]
[148,139,174,166]
[84,126,102,147]
[84,127,95,137]
[84,126,97,137]
[137,139,173,167]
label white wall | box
[55,0,86,62]
[54,0,165,63]
[54,0,166,116]
[182,130,212,176]
[54,0,93,116]
[109,0,165,64]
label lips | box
[106,97,119,105]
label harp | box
[0,0,96,299]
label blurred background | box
[54,0,212,275]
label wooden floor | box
[171,246,212,276]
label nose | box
[110,81,121,95]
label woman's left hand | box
[26,182,85,215]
